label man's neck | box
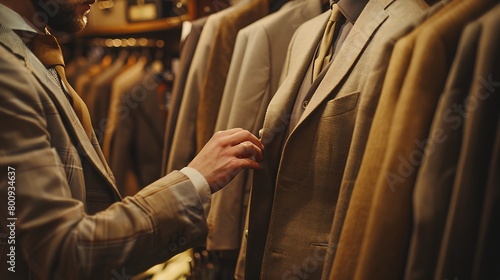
[0,0,45,32]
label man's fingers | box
[214,128,244,137]
[223,130,264,150]
[236,157,262,170]
[234,141,263,161]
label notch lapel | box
[293,0,389,131]
[261,11,329,149]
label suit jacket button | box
[178,237,187,246]
[302,100,309,109]
[169,243,177,252]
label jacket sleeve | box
[0,48,208,280]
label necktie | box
[313,4,343,80]
[29,34,94,141]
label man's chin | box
[49,18,87,33]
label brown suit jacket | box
[434,4,500,279]
[243,0,428,278]
[351,0,497,279]
[472,77,500,279]
[196,0,269,152]
[403,6,480,279]
[0,26,209,280]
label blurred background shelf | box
[77,14,190,37]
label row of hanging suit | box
[162,0,500,278]
[66,50,170,197]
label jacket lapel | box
[293,0,390,131]
[261,11,329,149]
[0,27,120,197]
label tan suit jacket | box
[243,0,428,278]
[434,4,500,279]
[206,0,322,252]
[196,0,269,151]
[0,26,209,280]
[349,0,497,279]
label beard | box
[31,0,89,33]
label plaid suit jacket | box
[0,26,208,280]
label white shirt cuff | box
[180,167,211,217]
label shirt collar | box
[334,0,370,24]
[0,3,40,34]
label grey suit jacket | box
[243,0,428,278]
[0,26,209,280]
[206,0,322,252]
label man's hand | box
[188,128,264,193]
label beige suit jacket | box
[347,0,497,279]
[243,0,428,278]
[0,26,209,280]
[196,0,269,152]
[206,0,322,252]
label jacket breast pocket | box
[312,91,361,199]
[322,91,360,118]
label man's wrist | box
[179,167,211,216]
